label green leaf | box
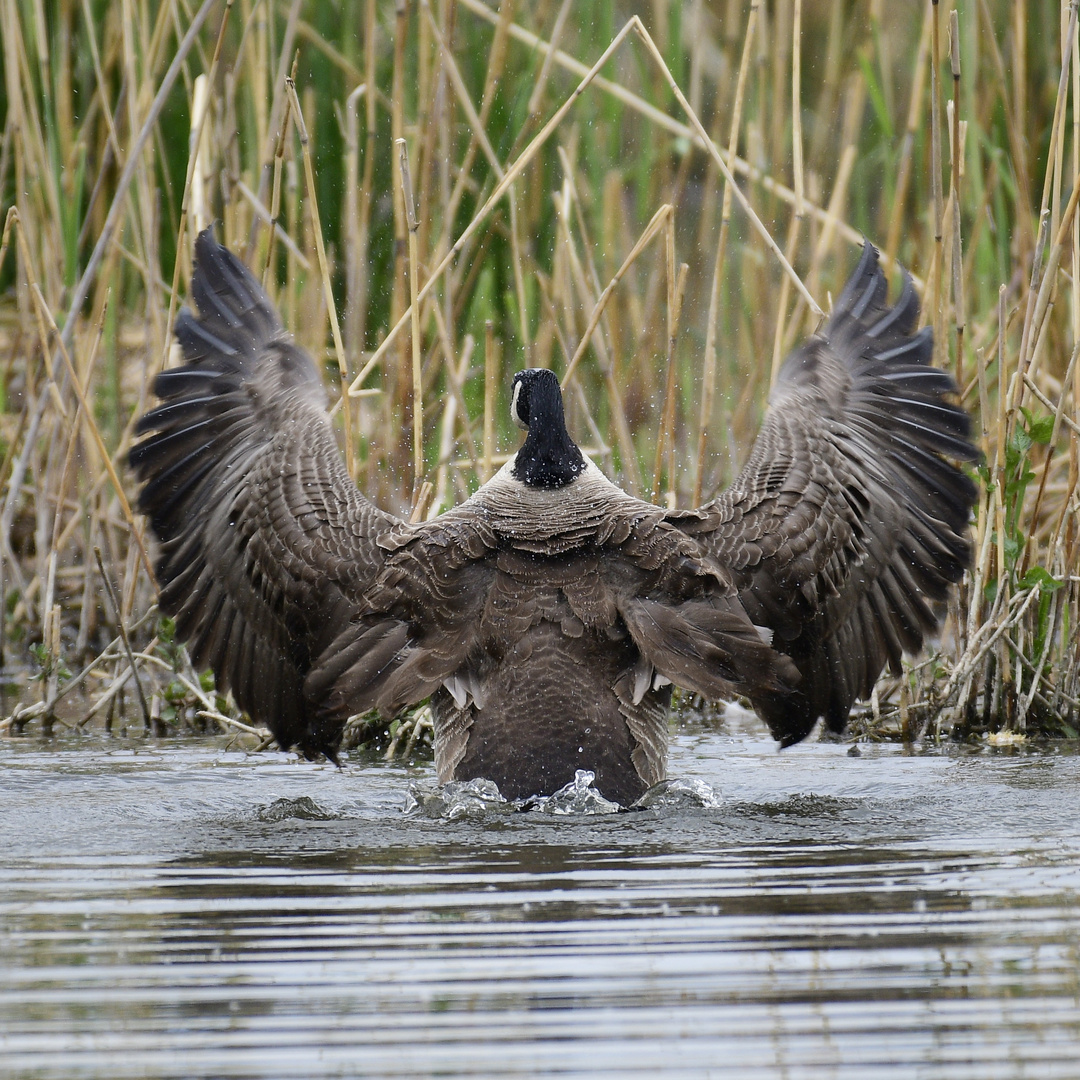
[1028,414,1054,444]
[1018,407,1054,445]
[1018,565,1065,592]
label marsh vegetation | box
[0,0,1077,750]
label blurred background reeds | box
[0,0,1076,749]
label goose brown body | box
[130,230,978,805]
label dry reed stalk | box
[252,0,302,218]
[652,257,688,507]
[929,1,944,353]
[551,180,641,495]
[431,335,477,512]
[692,1,758,505]
[791,0,804,221]
[1043,5,1079,246]
[483,320,497,484]
[428,300,480,469]
[948,11,966,389]
[765,0,809,388]
[159,0,235,377]
[396,136,425,496]
[93,546,150,729]
[2,0,1079,745]
[1014,184,1080,441]
[1027,342,1080,542]
[769,213,803,388]
[560,203,672,390]
[260,86,293,286]
[388,0,409,429]
[793,144,856,335]
[1072,0,1080,359]
[885,4,933,267]
[284,77,354,475]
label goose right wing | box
[129,228,401,759]
[685,243,979,745]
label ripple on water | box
[2,727,1080,1078]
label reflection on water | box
[3,714,1080,1078]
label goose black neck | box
[512,373,586,489]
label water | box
[3,710,1080,1078]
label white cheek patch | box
[511,381,526,429]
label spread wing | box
[129,228,400,759]
[685,242,979,745]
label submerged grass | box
[0,0,1077,753]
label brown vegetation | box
[0,0,1077,751]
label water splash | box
[256,796,335,822]
[526,770,623,815]
[403,771,624,818]
[634,777,723,810]
[403,777,509,819]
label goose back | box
[306,460,796,804]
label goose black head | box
[509,368,587,488]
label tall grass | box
[0,0,1076,746]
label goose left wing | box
[130,229,401,760]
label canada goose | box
[130,229,977,805]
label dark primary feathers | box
[683,243,979,745]
[130,230,976,804]
[130,231,398,761]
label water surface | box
[3,712,1080,1078]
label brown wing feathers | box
[129,228,399,760]
[707,242,978,746]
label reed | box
[0,0,1076,753]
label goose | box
[130,228,978,805]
